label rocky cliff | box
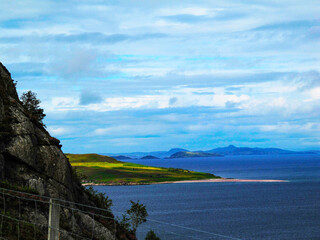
[0,62,85,201]
[0,62,131,239]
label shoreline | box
[82,178,288,186]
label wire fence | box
[0,187,243,240]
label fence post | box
[48,198,60,240]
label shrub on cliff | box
[20,90,46,124]
[145,230,161,240]
[127,200,148,233]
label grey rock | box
[0,62,124,239]
[28,178,46,195]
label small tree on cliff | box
[127,200,148,234]
[20,90,46,124]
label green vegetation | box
[84,186,113,211]
[145,230,161,240]
[0,180,39,195]
[67,153,220,185]
[20,90,46,124]
[126,200,148,233]
[0,182,48,240]
[118,200,148,234]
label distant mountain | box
[104,145,317,159]
[105,148,190,158]
[206,145,314,155]
[167,148,189,155]
[141,155,160,159]
[113,155,133,160]
[167,151,222,159]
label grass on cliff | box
[66,153,220,185]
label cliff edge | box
[0,62,132,239]
[0,62,83,201]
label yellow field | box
[67,153,220,185]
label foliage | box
[0,180,39,195]
[67,153,120,163]
[126,200,148,233]
[117,200,148,234]
[71,166,88,184]
[68,153,220,185]
[20,90,46,124]
[145,230,161,240]
[118,214,131,231]
[85,186,113,211]
[0,211,47,240]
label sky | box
[1,0,320,153]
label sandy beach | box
[82,178,288,186]
[156,178,288,184]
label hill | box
[67,153,220,185]
[140,155,159,159]
[167,151,222,159]
[67,153,121,163]
[207,145,311,155]
[106,147,189,158]
[108,145,317,159]
[113,155,133,160]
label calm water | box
[94,155,320,240]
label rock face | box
[0,62,83,201]
[0,62,130,239]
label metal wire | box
[18,198,21,240]
[0,193,5,238]
[33,199,37,240]
[113,210,244,240]
[0,187,245,240]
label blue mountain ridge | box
[104,145,318,159]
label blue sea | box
[94,155,320,240]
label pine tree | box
[20,91,46,124]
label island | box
[166,151,223,159]
[67,153,220,185]
[112,155,133,160]
[140,155,160,159]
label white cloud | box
[2,0,320,151]
[187,123,216,132]
[44,87,250,112]
[91,124,166,137]
[47,126,73,136]
[159,7,218,16]
[260,122,320,133]
[307,87,320,100]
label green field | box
[67,153,220,185]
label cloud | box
[160,11,244,24]
[80,91,103,105]
[260,122,320,134]
[47,126,73,136]
[50,49,98,79]
[161,14,210,23]
[293,71,320,90]
[0,32,168,44]
[92,124,167,137]
[169,97,178,106]
[253,20,320,31]
[45,87,250,112]
[2,0,320,152]
[307,87,320,100]
[225,101,238,109]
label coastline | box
[82,178,288,186]
[154,178,288,184]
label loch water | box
[94,154,320,240]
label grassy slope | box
[66,153,220,185]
